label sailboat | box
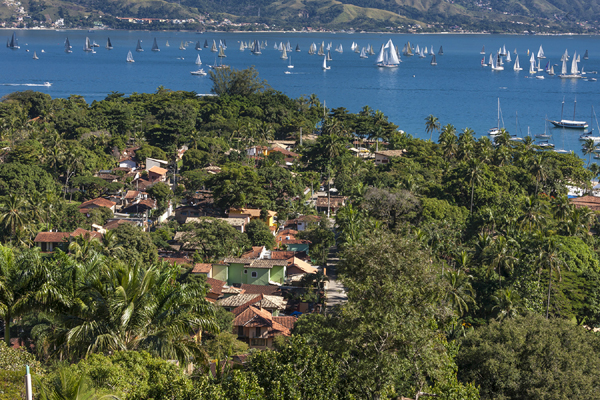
[281,47,288,60]
[529,53,536,74]
[548,65,555,76]
[376,39,401,68]
[403,42,413,57]
[480,45,485,55]
[505,51,511,62]
[211,40,217,52]
[7,32,19,49]
[288,56,294,69]
[318,42,325,56]
[501,45,507,56]
[537,45,545,59]
[218,45,226,58]
[195,41,201,51]
[489,98,504,136]
[491,53,504,71]
[179,41,185,50]
[430,54,437,66]
[488,53,493,67]
[369,45,375,55]
[151,38,160,52]
[549,97,588,129]
[126,50,134,63]
[136,39,143,52]
[560,51,582,79]
[83,37,93,52]
[584,50,589,60]
[204,40,209,48]
[481,56,488,67]
[239,41,245,51]
[295,44,301,52]
[252,40,262,55]
[438,46,443,55]
[64,37,72,53]
[32,51,38,60]
[195,54,202,65]
[322,55,330,70]
[415,44,420,55]
[359,47,368,59]
[327,50,332,61]
[513,54,522,71]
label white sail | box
[488,53,493,66]
[529,56,536,74]
[537,45,545,59]
[376,44,385,63]
[415,44,420,54]
[506,52,511,62]
[322,55,329,70]
[281,47,288,60]
[360,47,367,58]
[513,55,522,71]
[126,50,134,62]
[195,54,202,65]
[571,52,579,75]
[32,51,38,60]
[386,40,400,65]
[502,44,507,55]
[561,58,568,75]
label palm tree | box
[489,235,518,286]
[468,159,484,214]
[529,155,548,195]
[438,124,458,161]
[518,196,547,232]
[491,288,523,320]
[424,114,440,142]
[443,270,475,317]
[457,128,475,161]
[582,138,597,166]
[535,239,568,318]
[0,194,31,240]
[46,261,217,365]
[36,367,119,400]
[0,246,67,346]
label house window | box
[255,327,261,337]
[251,338,266,347]
[238,326,244,337]
[251,271,257,278]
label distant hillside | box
[3,0,599,32]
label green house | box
[217,258,287,286]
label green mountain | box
[3,0,599,32]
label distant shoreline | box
[0,27,595,36]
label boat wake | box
[0,83,52,87]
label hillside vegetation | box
[3,0,600,32]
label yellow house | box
[229,208,277,227]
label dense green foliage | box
[2,71,600,399]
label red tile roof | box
[34,232,70,243]
[273,316,297,330]
[192,263,212,273]
[103,219,138,230]
[79,198,116,210]
[124,190,140,199]
[149,166,168,175]
[570,196,600,211]
[241,246,264,259]
[232,294,264,316]
[206,278,226,296]
[239,284,282,296]
[232,305,294,337]
[70,228,103,240]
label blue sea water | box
[1,30,600,158]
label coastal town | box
[2,15,600,399]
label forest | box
[1,67,600,399]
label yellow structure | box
[229,208,277,227]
